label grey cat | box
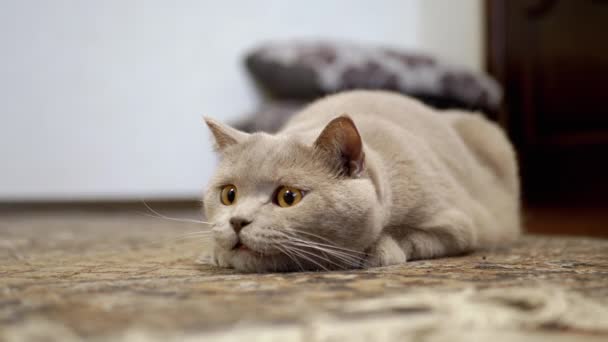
[203,90,520,272]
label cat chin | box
[211,245,287,273]
[224,248,366,273]
[228,251,295,273]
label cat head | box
[203,116,382,272]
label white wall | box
[0,0,481,201]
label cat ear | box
[314,115,365,177]
[203,117,249,152]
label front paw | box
[202,243,231,268]
[214,248,232,268]
[364,235,406,268]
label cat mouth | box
[231,240,277,257]
[231,241,262,255]
[232,241,249,251]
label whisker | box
[138,211,212,225]
[283,228,339,245]
[286,244,347,270]
[142,231,214,248]
[276,245,305,272]
[275,245,304,271]
[286,247,330,272]
[140,200,212,225]
[293,246,363,267]
[285,235,367,256]
[285,241,363,268]
[272,252,278,271]
[171,235,213,243]
[177,230,214,237]
[280,233,366,263]
[272,229,366,268]
[290,240,366,262]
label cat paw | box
[207,244,232,268]
[215,253,232,268]
[195,251,215,266]
[364,235,406,268]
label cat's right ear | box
[203,117,249,152]
[314,115,365,177]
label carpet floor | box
[1,208,607,341]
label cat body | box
[204,90,520,272]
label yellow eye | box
[220,185,237,205]
[276,186,303,208]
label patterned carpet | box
[1,209,607,341]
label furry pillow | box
[245,41,502,116]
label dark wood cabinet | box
[486,0,608,202]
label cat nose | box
[229,217,251,233]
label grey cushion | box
[245,41,502,116]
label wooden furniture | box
[486,0,608,203]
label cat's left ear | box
[203,117,249,152]
[314,115,365,177]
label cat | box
[203,90,520,273]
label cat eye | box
[275,186,303,208]
[220,184,237,205]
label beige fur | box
[203,90,520,272]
